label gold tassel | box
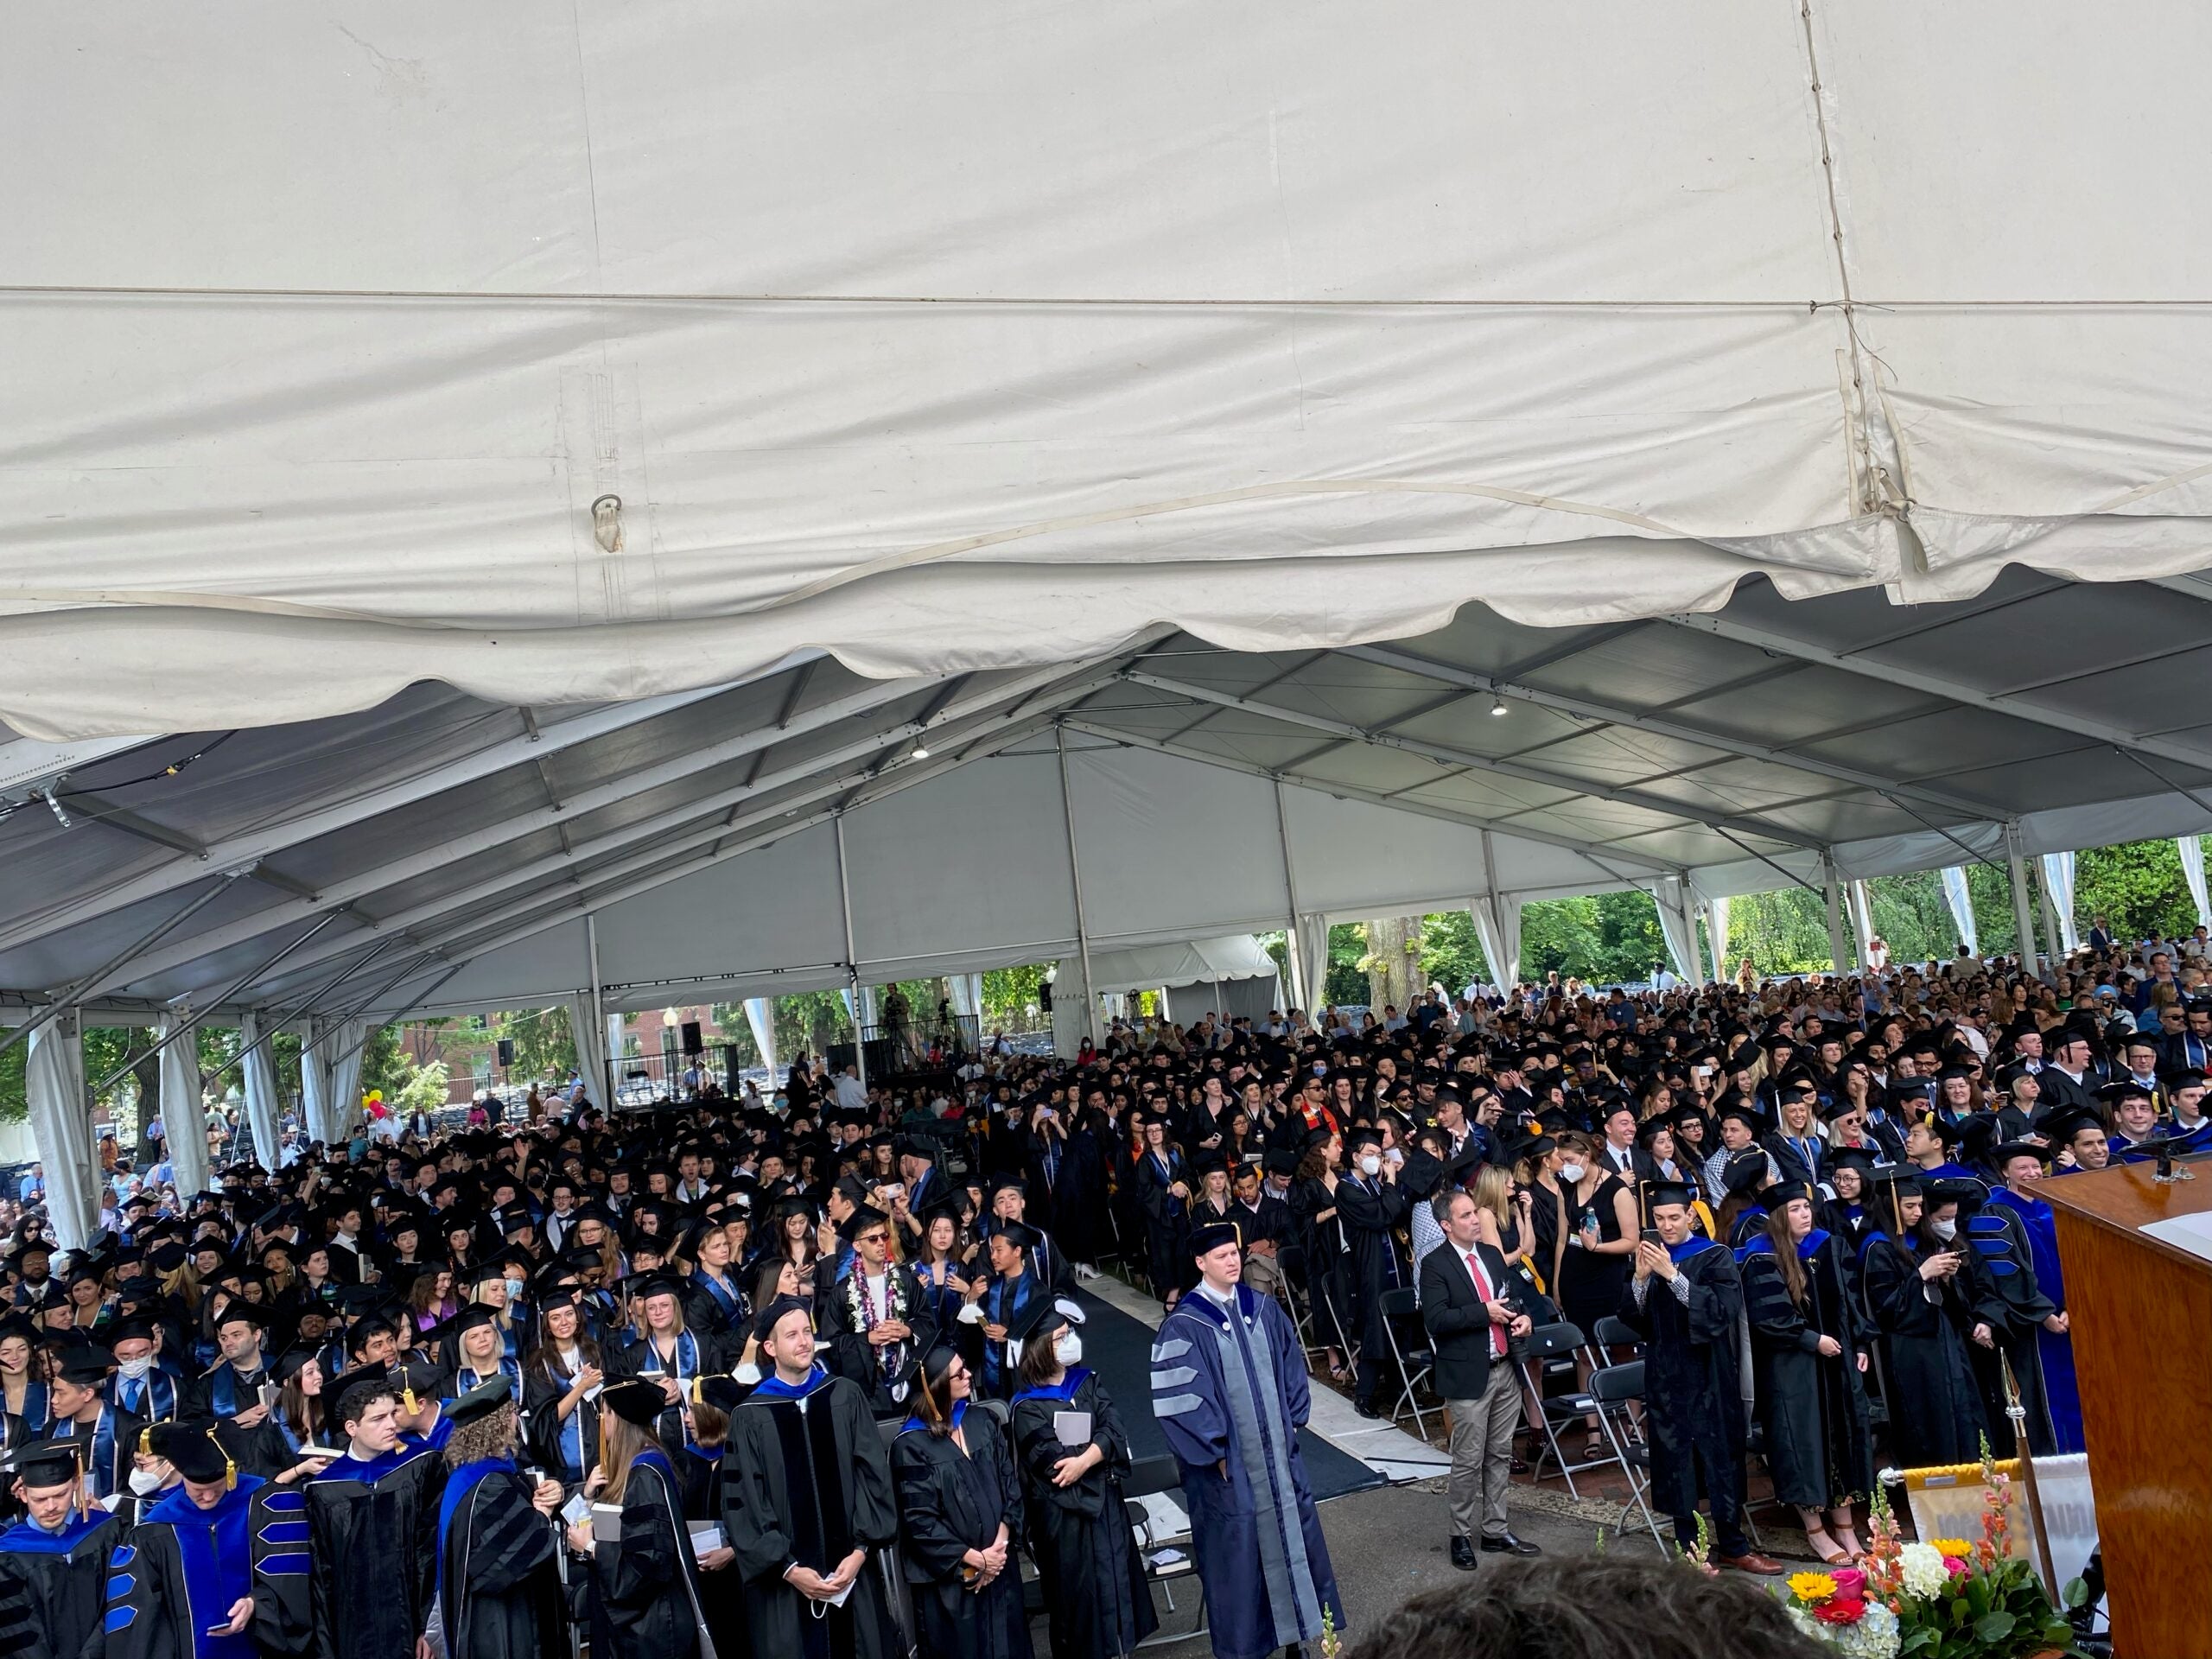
[137,1425,152,1456]
[209,1428,236,1491]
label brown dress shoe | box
[1714,1551,1786,1576]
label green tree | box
[1419,910,1490,995]
[488,1008,576,1085]
[1323,923,1369,1005]
[2076,837,2197,942]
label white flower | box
[1898,1542,1948,1599]
[1835,1602,1901,1659]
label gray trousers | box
[1445,1364,1521,1541]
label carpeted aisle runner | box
[1073,1287,1384,1503]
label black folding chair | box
[1375,1286,1435,1437]
[1122,1453,1207,1648]
[1586,1360,1667,1549]
[1516,1320,1625,1499]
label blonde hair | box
[596,1410,658,1506]
[1471,1163,1516,1230]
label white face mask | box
[1558,1162,1587,1185]
[1357,1154,1382,1177]
[1053,1332,1084,1368]
[129,1466,166,1495]
[1929,1217,1958,1243]
[118,1356,153,1380]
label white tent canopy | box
[10,3,2212,1181]
[8,3,2212,741]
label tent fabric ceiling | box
[8,3,2212,740]
[4,569,2212,1028]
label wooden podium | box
[2040,1160,2212,1657]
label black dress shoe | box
[1481,1532,1541,1556]
[1449,1535,1478,1570]
[1351,1400,1382,1419]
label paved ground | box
[1125,1482,1631,1659]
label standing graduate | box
[103,1418,315,1659]
[521,1292,604,1491]
[0,1440,120,1659]
[45,1345,143,1507]
[822,1207,931,1418]
[890,1345,1032,1659]
[1616,1184,1780,1576]
[306,1376,448,1659]
[1984,1143,2084,1453]
[720,1297,904,1659]
[1738,1183,1876,1567]
[433,1376,569,1659]
[571,1377,704,1659]
[1007,1298,1156,1659]
[1859,1177,1999,1469]
[1149,1221,1344,1659]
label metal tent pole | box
[1272,777,1303,1009]
[1055,725,1100,1048]
[833,812,867,1093]
[587,913,613,1109]
[2005,823,2042,977]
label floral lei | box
[846,1262,914,1370]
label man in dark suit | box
[1419,1188,1536,1570]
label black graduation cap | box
[1764,1180,1817,1210]
[994,1219,1043,1253]
[211,1300,273,1333]
[1721,1149,1771,1198]
[444,1372,518,1428]
[53,1345,116,1388]
[1260,1149,1301,1179]
[1006,1294,1086,1345]
[599,1378,667,1428]
[2040,1106,2108,1147]
[623,1271,686,1306]
[752,1294,814,1343]
[149,1419,233,1486]
[3,1438,88,1489]
[1189,1219,1242,1257]
[445,1301,505,1343]
[1644,1181,1697,1212]
[695,1375,747,1414]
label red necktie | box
[1466,1252,1506,1357]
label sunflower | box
[1787,1570,1839,1603]
[1929,1537,1972,1560]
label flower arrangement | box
[1771,1446,2082,1659]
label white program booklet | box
[688,1522,727,1554]
[1052,1410,1092,1448]
[590,1502,624,1543]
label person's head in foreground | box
[1344,1555,1827,1659]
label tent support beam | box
[1272,777,1304,1010]
[0,665,809,958]
[1122,669,1829,852]
[587,914,613,1109]
[1662,612,2212,775]
[1335,643,1996,819]
[1058,719,1672,882]
[242,672,1125,1006]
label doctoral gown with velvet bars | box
[1614,1237,1748,1522]
[720,1369,902,1659]
[584,1450,698,1659]
[889,1404,1032,1659]
[104,1473,315,1659]
[435,1462,567,1659]
[1009,1368,1156,1659]
[1148,1287,1344,1659]
[305,1440,447,1659]
[0,1510,120,1659]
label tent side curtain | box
[2040,852,2080,953]
[565,995,613,1113]
[159,1010,211,1205]
[1939,866,1979,956]
[239,1011,290,1168]
[2182,837,2211,931]
[1469,893,1522,992]
[25,1014,98,1251]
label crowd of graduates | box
[0,923,2200,1656]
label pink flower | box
[1945,1558,1969,1578]
[1829,1567,1866,1599]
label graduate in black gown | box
[1859,1178,2005,1468]
[1616,1183,1779,1575]
[1005,1297,1156,1659]
[46,1344,144,1509]
[104,1418,315,1659]
[890,1344,1032,1659]
[720,1297,903,1659]
[572,1377,702,1659]
[1738,1182,1876,1567]
[433,1376,569,1659]
[306,1375,448,1659]
[0,1439,120,1659]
